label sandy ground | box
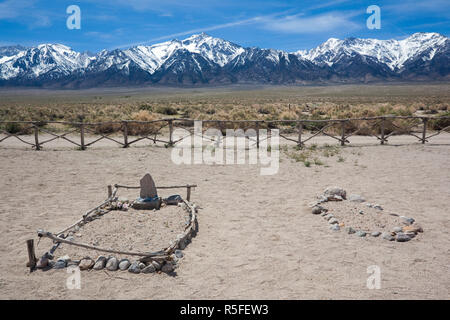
[0,133,449,299]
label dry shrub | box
[128,110,161,136]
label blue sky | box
[0,0,449,52]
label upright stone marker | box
[140,173,157,199]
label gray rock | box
[373,204,383,210]
[36,257,49,269]
[312,206,324,215]
[142,264,156,273]
[161,262,174,273]
[119,259,131,270]
[174,250,184,259]
[404,232,416,239]
[53,259,67,269]
[382,232,395,241]
[139,262,146,270]
[328,195,343,201]
[349,194,365,202]
[359,210,364,215]
[151,261,162,270]
[371,231,381,237]
[106,257,118,271]
[328,218,339,224]
[356,231,367,237]
[321,212,328,217]
[345,227,356,234]
[330,224,340,231]
[400,216,415,225]
[396,233,411,242]
[128,262,140,274]
[93,256,107,270]
[324,214,334,221]
[323,186,347,200]
[393,227,403,233]
[79,258,94,270]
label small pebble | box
[161,262,174,273]
[393,227,403,233]
[118,259,131,270]
[382,232,395,241]
[345,227,356,234]
[396,233,411,242]
[328,218,339,224]
[106,257,118,271]
[356,231,367,237]
[36,257,49,269]
[312,206,324,215]
[174,250,184,259]
[79,258,94,270]
[371,231,381,237]
[142,264,156,273]
[128,262,140,274]
[400,216,415,225]
[93,256,107,270]
[330,224,340,231]
[53,260,67,269]
[151,261,162,270]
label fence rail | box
[0,116,449,150]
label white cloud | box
[259,12,359,34]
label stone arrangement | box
[310,187,423,242]
[33,173,198,275]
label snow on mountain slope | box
[0,44,91,80]
[122,33,244,74]
[295,32,448,71]
[0,32,448,86]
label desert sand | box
[0,133,449,299]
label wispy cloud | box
[259,11,360,34]
[0,0,53,28]
[115,15,264,48]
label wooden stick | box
[168,120,173,146]
[122,121,128,148]
[26,239,37,271]
[108,185,112,198]
[297,121,303,148]
[422,118,428,144]
[187,186,191,201]
[34,125,40,150]
[38,230,168,258]
[80,123,85,150]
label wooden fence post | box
[186,186,191,201]
[297,121,303,148]
[34,124,40,150]
[380,117,386,145]
[122,121,129,148]
[168,120,173,146]
[421,118,428,144]
[80,123,86,150]
[26,239,37,272]
[256,121,260,149]
[340,120,346,146]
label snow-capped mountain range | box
[0,32,448,87]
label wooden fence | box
[1,116,449,150]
